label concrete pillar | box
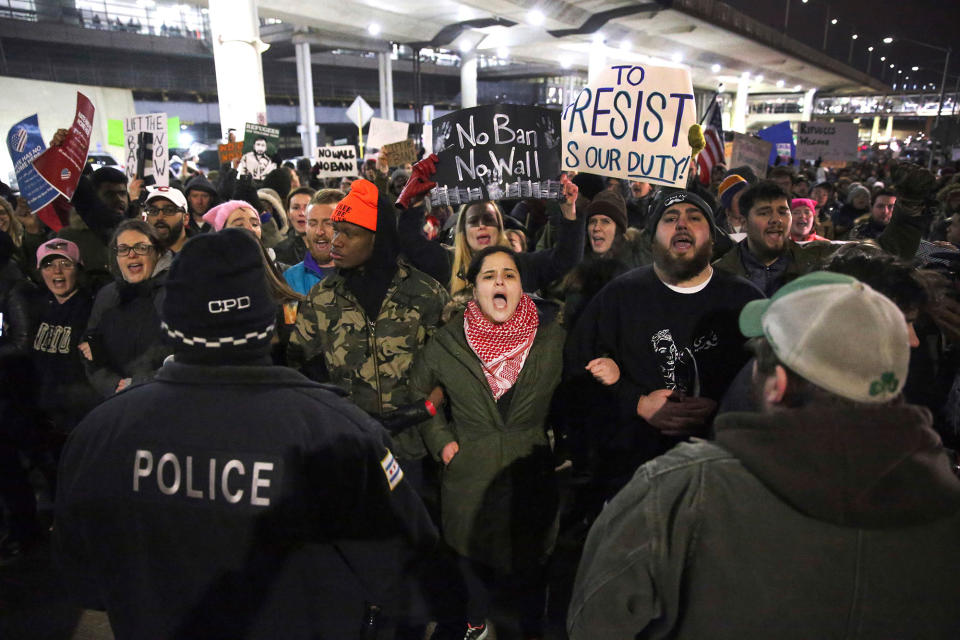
[588,44,607,85]
[802,88,817,121]
[732,75,750,133]
[208,0,267,137]
[294,40,317,158]
[884,115,894,141]
[461,51,478,108]
[870,115,881,143]
[378,52,395,121]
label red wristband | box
[424,400,437,416]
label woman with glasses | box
[80,220,171,398]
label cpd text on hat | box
[208,297,251,314]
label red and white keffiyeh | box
[464,294,539,400]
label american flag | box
[697,97,724,185]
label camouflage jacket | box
[288,260,451,459]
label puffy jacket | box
[0,259,34,359]
[287,260,451,459]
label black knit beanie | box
[161,229,275,357]
[585,191,628,234]
[647,188,717,238]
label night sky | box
[720,0,958,90]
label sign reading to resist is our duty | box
[562,62,697,188]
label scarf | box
[464,294,539,400]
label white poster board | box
[315,145,358,178]
[367,117,410,149]
[561,62,697,187]
[124,112,168,186]
[795,121,859,163]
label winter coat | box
[714,201,922,292]
[0,259,33,359]
[83,274,171,398]
[55,360,437,640]
[569,404,960,639]
[410,302,563,572]
[287,260,451,460]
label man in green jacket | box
[569,272,960,639]
[713,166,932,295]
[287,179,451,463]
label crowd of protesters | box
[1,119,959,640]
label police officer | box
[55,229,437,639]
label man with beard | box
[569,189,763,498]
[183,174,219,234]
[715,179,922,295]
[143,186,189,254]
[283,189,342,295]
[238,138,276,181]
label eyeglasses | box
[145,205,183,217]
[40,258,76,271]
[114,243,154,256]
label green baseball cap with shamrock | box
[739,271,909,403]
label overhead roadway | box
[207,0,888,96]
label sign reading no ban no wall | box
[562,62,697,188]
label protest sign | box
[795,121,858,163]
[33,92,94,202]
[315,145,358,178]
[430,104,564,205]
[367,118,410,149]
[124,112,168,186]
[218,141,243,165]
[757,121,795,165]
[239,123,279,181]
[7,115,60,223]
[729,133,773,181]
[560,62,697,188]
[382,139,417,166]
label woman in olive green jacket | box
[411,246,562,639]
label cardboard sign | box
[561,62,697,187]
[430,104,564,205]
[381,139,417,166]
[729,133,773,182]
[217,141,243,165]
[239,123,279,181]
[7,115,59,219]
[795,121,859,163]
[124,112,168,186]
[367,118,410,149]
[315,145,358,178]
[757,121,795,165]
[34,92,95,201]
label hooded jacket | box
[287,187,452,460]
[569,404,960,639]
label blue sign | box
[756,121,795,166]
[7,114,59,213]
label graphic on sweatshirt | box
[651,328,717,396]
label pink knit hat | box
[202,200,254,231]
[790,198,818,212]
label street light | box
[883,37,893,44]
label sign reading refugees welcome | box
[430,104,564,205]
[561,62,697,188]
[795,121,859,163]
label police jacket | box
[55,361,438,640]
[569,404,960,639]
